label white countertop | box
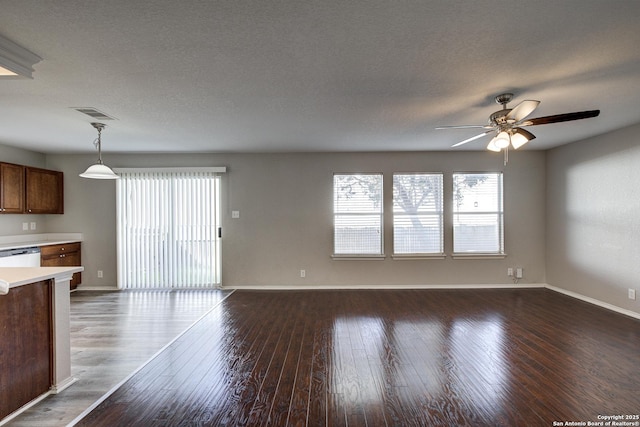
[0,266,84,290]
[0,233,83,251]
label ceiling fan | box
[436,93,600,154]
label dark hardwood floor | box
[73,289,640,426]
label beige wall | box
[43,150,546,289]
[5,133,640,317]
[546,123,640,315]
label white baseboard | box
[223,283,546,290]
[75,285,119,292]
[0,391,51,426]
[545,284,640,320]
[50,376,78,394]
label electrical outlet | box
[97,270,103,278]
[629,289,636,300]
[300,269,306,278]
[507,268,514,277]
[516,268,523,279]
[22,222,28,231]
[30,222,36,230]
[232,210,240,219]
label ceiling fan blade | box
[506,100,540,121]
[520,110,600,126]
[451,130,493,147]
[436,125,492,130]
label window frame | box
[332,172,385,260]
[451,171,505,259]
[392,172,445,259]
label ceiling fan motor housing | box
[489,109,513,126]
[490,93,516,126]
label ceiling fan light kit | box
[79,122,119,180]
[493,131,511,149]
[510,128,535,149]
[437,92,600,164]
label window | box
[333,173,383,256]
[393,173,444,255]
[453,172,504,254]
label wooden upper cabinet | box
[0,162,25,213]
[25,167,64,214]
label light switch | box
[232,210,240,219]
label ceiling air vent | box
[72,107,116,121]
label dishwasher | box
[0,246,41,267]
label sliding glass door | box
[116,169,222,289]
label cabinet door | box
[25,167,64,214]
[0,163,25,213]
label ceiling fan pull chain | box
[504,146,509,166]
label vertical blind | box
[333,173,383,255]
[452,172,504,254]
[393,173,444,254]
[116,169,222,289]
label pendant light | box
[79,122,119,179]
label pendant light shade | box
[80,163,119,179]
[80,123,119,180]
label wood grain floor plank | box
[306,318,330,427]
[283,315,314,426]
[179,301,267,425]
[213,292,294,427]
[247,295,303,426]
[263,299,308,426]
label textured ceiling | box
[0,0,639,154]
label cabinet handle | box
[61,247,65,251]
[59,254,65,258]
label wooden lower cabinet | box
[41,242,82,290]
[0,280,52,420]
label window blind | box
[452,172,504,254]
[333,173,383,255]
[393,173,444,254]
[116,170,221,289]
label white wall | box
[44,150,546,289]
[546,123,640,315]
